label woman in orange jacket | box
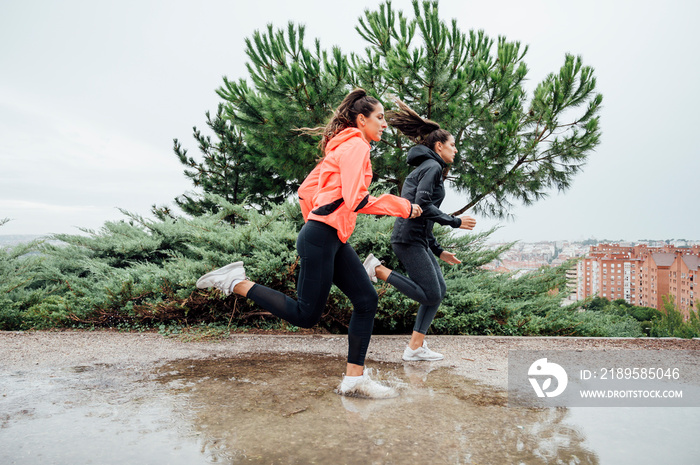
[196,89,422,399]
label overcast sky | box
[1,0,698,242]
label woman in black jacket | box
[364,100,476,361]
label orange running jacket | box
[298,128,412,243]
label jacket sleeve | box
[426,221,444,257]
[338,138,411,218]
[298,163,321,222]
[357,194,412,218]
[415,164,462,228]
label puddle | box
[154,354,595,464]
[1,353,698,464]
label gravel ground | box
[2,330,698,389]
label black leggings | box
[246,220,378,366]
[386,242,446,334]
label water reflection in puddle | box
[2,353,698,464]
[156,354,596,464]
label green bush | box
[0,225,45,329]
[648,296,700,339]
[0,205,685,338]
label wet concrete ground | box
[1,332,699,464]
[3,353,596,464]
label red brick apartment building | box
[577,244,699,319]
[669,255,699,316]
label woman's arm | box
[338,138,417,218]
[414,163,461,227]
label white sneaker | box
[402,341,444,361]
[362,254,382,283]
[336,372,399,399]
[196,261,246,296]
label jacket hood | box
[406,144,446,168]
[325,127,368,154]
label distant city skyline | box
[2,0,699,242]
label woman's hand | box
[409,204,423,219]
[458,215,477,230]
[439,251,462,265]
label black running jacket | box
[390,144,462,257]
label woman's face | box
[435,135,457,164]
[357,104,388,142]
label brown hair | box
[385,99,452,152]
[299,88,381,152]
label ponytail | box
[385,99,451,152]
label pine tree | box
[208,0,602,218]
[352,0,602,216]
[216,22,351,191]
[163,104,287,221]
